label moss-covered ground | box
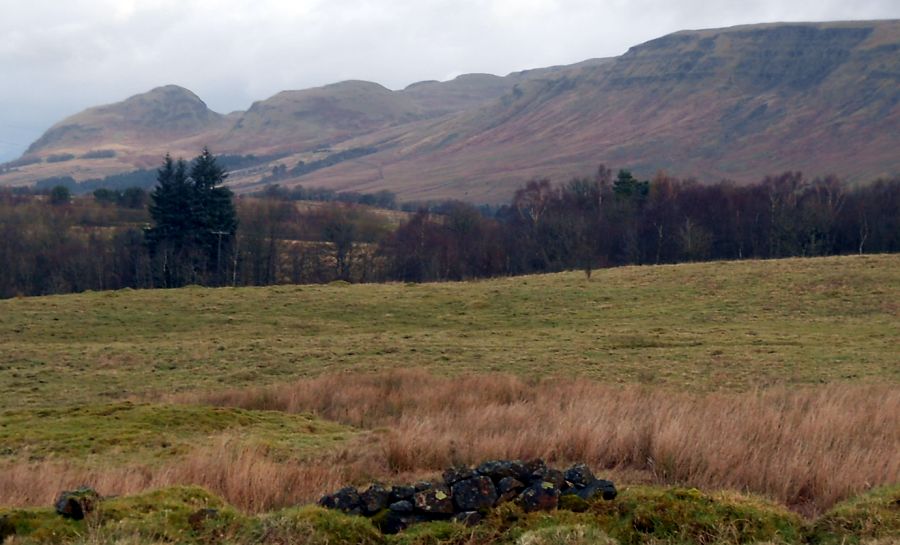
[0,403,351,464]
[2,485,898,545]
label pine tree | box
[145,149,237,286]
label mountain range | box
[3,19,899,203]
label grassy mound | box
[0,484,839,545]
[808,485,900,544]
[0,402,352,463]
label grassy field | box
[1,254,898,410]
[0,255,898,543]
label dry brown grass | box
[2,371,896,516]
[186,370,900,515]
[0,437,367,513]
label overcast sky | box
[1,0,898,161]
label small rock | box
[389,485,416,502]
[360,483,391,515]
[451,476,498,511]
[476,460,520,482]
[379,512,428,534]
[388,500,414,513]
[518,481,560,512]
[524,459,548,481]
[497,477,525,502]
[414,481,434,492]
[453,511,483,527]
[442,465,475,485]
[543,468,567,490]
[55,487,100,520]
[413,485,454,515]
[575,479,617,501]
[318,486,361,514]
[564,464,595,488]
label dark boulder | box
[497,477,525,502]
[442,465,475,485]
[451,476,498,511]
[573,479,617,501]
[389,485,416,502]
[475,460,522,483]
[543,468,567,490]
[453,511,483,527]
[413,485,454,515]
[378,511,428,534]
[518,481,560,512]
[564,464,595,488]
[388,500,413,513]
[54,487,100,520]
[414,481,434,492]
[524,459,547,480]
[360,483,391,515]
[318,486,361,514]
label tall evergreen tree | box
[145,149,237,286]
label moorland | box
[1,255,898,545]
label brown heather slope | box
[4,21,899,201]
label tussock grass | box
[184,370,900,515]
[2,371,896,515]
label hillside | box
[3,20,899,201]
[294,20,900,201]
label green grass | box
[0,402,352,464]
[0,255,897,410]
[808,485,900,544]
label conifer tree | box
[146,149,237,286]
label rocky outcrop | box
[318,459,617,534]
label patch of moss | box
[0,403,352,464]
[558,495,590,513]
[587,486,804,544]
[808,485,900,544]
[0,509,83,545]
[516,524,618,545]
[385,520,474,545]
[248,505,382,545]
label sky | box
[1,0,899,161]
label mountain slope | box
[5,20,899,202]
[289,20,900,201]
[27,85,227,154]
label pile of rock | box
[318,459,616,534]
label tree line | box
[382,169,899,281]
[0,156,898,298]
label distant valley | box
[3,19,899,202]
